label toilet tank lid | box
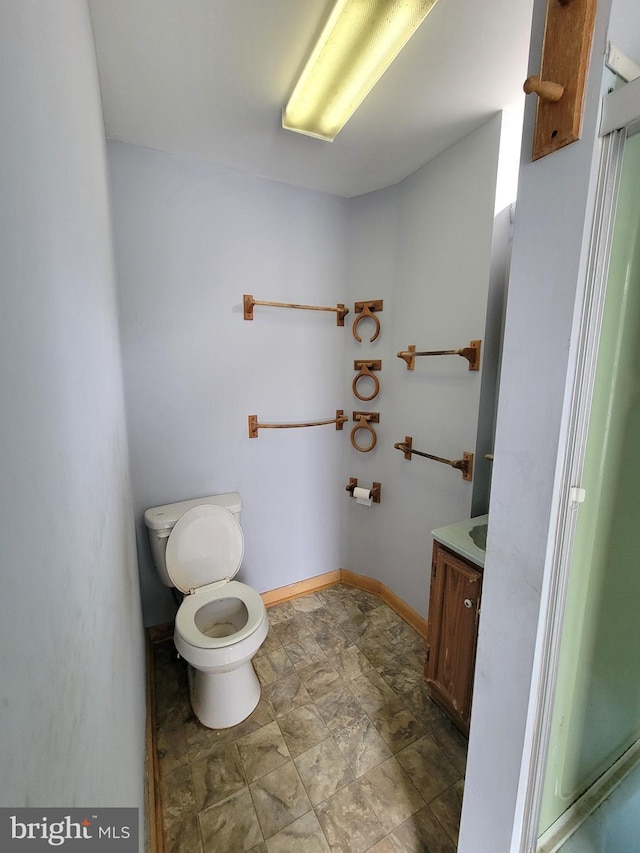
[144,493,242,531]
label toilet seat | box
[166,505,265,651]
[175,580,266,649]
[165,504,244,593]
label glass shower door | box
[538,128,640,843]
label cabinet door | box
[425,544,482,733]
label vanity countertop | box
[431,514,488,569]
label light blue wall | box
[341,116,502,610]
[108,117,503,628]
[0,0,146,831]
[108,142,350,627]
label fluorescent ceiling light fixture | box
[283,0,439,141]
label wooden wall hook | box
[524,0,597,160]
[523,75,565,102]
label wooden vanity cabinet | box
[424,541,483,736]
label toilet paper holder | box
[345,477,381,504]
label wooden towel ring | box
[350,412,379,452]
[352,360,381,401]
[352,300,383,343]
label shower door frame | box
[517,73,640,853]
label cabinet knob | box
[464,599,473,609]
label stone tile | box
[255,628,283,658]
[164,813,203,853]
[301,606,339,632]
[191,742,246,811]
[307,625,354,656]
[272,616,311,645]
[367,605,403,631]
[339,613,380,643]
[429,717,468,775]
[276,704,330,758]
[369,840,397,853]
[199,788,263,852]
[297,659,345,701]
[316,586,351,607]
[395,736,461,803]
[253,648,295,686]
[334,717,392,777]
[231,698,275,740]
[367,698,425,754]
[236,721,291,783]
[356,634,399,669]
[157,724,190,777]
[400,650,425,673]
[185,717,236,763]
[248,845,267,853]
[160,763,196,828]
[402,684,449,729]
[155,686,193,733]
[377,659,423,698]
[384,622,425,656]
[265,601,297,624]
[315,781,384,853]
[284,636,327,669]
[359,756,425,835]
[290,593,325,614]
[332,645,373,682]
[249,761,312,838]
[263,672,312,717]
[314,687,368,734]
[265,811,330,853]
[346,588,383,613]
[329,597,364,623]
[294,737,354,806]
[349,670,397,715]
[386,803,457,852]
[429,778,464,845]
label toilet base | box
[188,660,261,729]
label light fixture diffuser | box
[282,0,440,141]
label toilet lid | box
[165,505,244,593]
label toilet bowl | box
[144,495,268,729]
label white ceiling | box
[89,0,534,198]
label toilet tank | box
[144,493,242,587]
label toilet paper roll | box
[353,486,373,506]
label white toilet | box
[144,493,269,729]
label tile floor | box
[153,584,467,852]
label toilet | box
[144,493,269,729]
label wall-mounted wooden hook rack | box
[243,294,349,326]
[351,411,379,453]
[523,0,597,160]
[352,360,382,401]
[397,340,481,371]
[345,477,381,504]
[248,410,347,438]
[393,436,474,481]
[353,300,383,342]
